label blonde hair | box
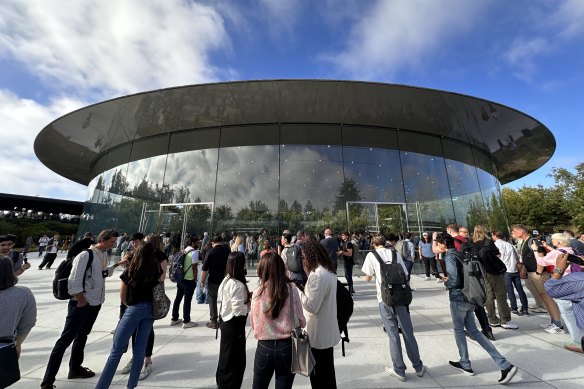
[472,225,488,243]
[552,233,570,247]
[231,234,244,252]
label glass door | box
[158,202,214,250]
[346,201,409,235]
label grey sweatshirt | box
[0,285,37,341]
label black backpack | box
[336,280,353,356]
[170,250,194,283]
[371,250,412,307]
[285,245,302,273]
[53,249,93,300]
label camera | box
[558,249,584,266]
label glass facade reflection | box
[77,124,510,237]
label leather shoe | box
[206,321,218,329]
[68,366,95,379]
[482,330,495,341]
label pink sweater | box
[250,282,306,340]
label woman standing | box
[216,251,250,388]
[300,237,340,389]
[0,256,37,388]
[419,232,439,281]
[96,242,162,389]
[250,252,305,389]
[231,234,245,253]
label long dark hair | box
[225,251,250,303]
[125,242,160,287]
[301,236,335,274]
[145,233,164,252]
[256,252,291,319]
[0,257,17,290]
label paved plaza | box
[12,252,584,388]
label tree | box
[550,163,584,231]
[333,178,362,212]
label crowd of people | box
[0,223,583,388]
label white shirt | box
[362,248,408,304]
[218,277,249,322]
[494,239,518,273]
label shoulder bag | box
[152,282,171,320]
[289,284,315,376]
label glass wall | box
[78,124,506,238]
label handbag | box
[152,282,171,320]
[0,338,20,388]
[288,284,315,377]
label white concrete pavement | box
[11,252,584,388]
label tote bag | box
[152,282,171,320]
[288,285,315,376]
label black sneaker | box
[522,310,530,316]
[68,366,95,379]
[498,364,517,384]
[482,329,496,341]
[511,309,519,315]
[40,385,56,389]
[449,361,475,376]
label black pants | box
[422,256,439,277]
[216,316,247,389]
[41,301,101,386]
[309,347,336,389]
[39,253,58,269]
[474,305,491,332]
[119,304,155,357]
[172,279,196,323]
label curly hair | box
[256,252,291,319]
[301,236,335,274]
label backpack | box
[170,250,193,283]
[455,245,487,306]
[336,280,353,357]
[394,240,411,261]
[286,245,302,273]
[371,250,412,307]
[53,249,94,300]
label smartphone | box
[558,249,584,266]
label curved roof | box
[34,79,555,185]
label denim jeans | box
[449,300,511,370]
[252,339,295,389]
[555,298,584,343]
[96,302,154,389]
[41,301,101,387]
[172,278,197,322]
[404,260,414,280]
[378,302,423,376]
[195,262,208,304]
[504,272,528,312]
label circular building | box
[35,80,555,241]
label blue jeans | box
[195,263,208,304]
[404,260,414,279]
[252,339,295,389]
[555,298,584,344]
[449,300,511,370]
[378,302,423,376]
[96,302,154,389]
[504,272,528,312]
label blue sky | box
[0,0,582,202]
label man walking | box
[41,229,120,389]
[361,234,425,382]
[200,235,230,329]
[39,234,60,270]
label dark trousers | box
[422,256,439,277]
[474,305,491,332]
[252,338,295,389]
[41,301,101,386]
[120,304,155,357]
[310,347,336,389]
[208,282,220,322]
[172,279,196,323]
[39,253,58,269]
[504,271,529,312]
[216,316,247,389]
[344,260,354,292]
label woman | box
[0,256,36,388]
[419,232,439,281]
[300,237,340,389]
[250,252,305,389]
[171,237,199,328]
[231,234,245,253]
[96,242,161,389]
[216,251,250,389]
[259,240,274,258]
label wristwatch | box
[553,267,564,275]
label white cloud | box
[0,0,232,98]
[504,37,550,82]
[325,0,489,79]
[551,0,584,38]
[0,89,88,200]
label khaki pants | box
[485,272,511,324]
[524,272,546,308]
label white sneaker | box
[436,278,444,283]
[539,323,554,329]
[410,284,416,291]
[425,276,431,281]
[501,321,518,330]
[544,324,565,334]
[121,358,133,374]
[139,363,152,380]
[385,366,406,381]
[170,319,182,326]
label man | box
[200,235,230,329]
[492,231,529,316]
[337,231,355,294]
[435,232,517,384]
[38,234,49,257]
[0,234,31,276]
[38,234,60,270]
[565,230,584,254]
[361,233,425,382]
[320,228,338,272]
[511,225,547,313]
[395,232,415,276]
[41,229,120,389]
[579,233,584,245]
